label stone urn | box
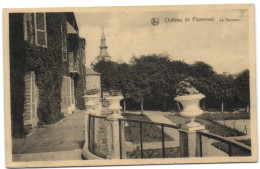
[83,94,99,114]
[106,96,124,118]
[174,93,205,129]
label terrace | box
[82,95,251,159]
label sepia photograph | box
[3,3,257,168]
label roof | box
[86,68,100,76]
[66,12,79,31]
[66,21,77,34]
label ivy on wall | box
[75,66,86,110]
[10,13,86,136]
[24,13,69,124]
[10,13,70,136]
[9,13,27,136]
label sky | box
[75,8,249,74]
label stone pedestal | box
[106,116,121,159]
[174,93,207,157]
[106,95,125,159]
[181,124,205,131]
[82,110,104,160]
[179,124,207,157]
[82,95,99,159]
[84,110,90,148]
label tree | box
[235,69,250,109]
[116,63,133,112]
[127,64,152,113]
[128,54,171,112]
[190,61,216,78]
[213,74,236,111]
[93,55,249,112]
[93,60,119,92]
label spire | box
[100,28,107,48]
[93,28,111,63]
[101,26,105,40]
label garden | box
[165,113,246,137]
[122,113,173,143]
[91,54,251,158]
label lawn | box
[197,111,250,121]
[122,113,174,143]
[165,114,245,137]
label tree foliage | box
[93,54,250,112]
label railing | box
[87,114,251,159]
[88,114,180,159]
[118,118,180,159]
[88,114,109,158]
[197,131,251,157]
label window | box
[34,13,47,47]
[61,25,68,61]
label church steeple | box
[101,28,106,41]
[91,28,111,68]
[97,28,111,61]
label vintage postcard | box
[4,4,257,168]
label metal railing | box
[197,131,251,157]
[88,114,109,158]
[118,118,180,159]
[88,114,251,159]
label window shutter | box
[23,13,33,44]
[62,27,67,51]
[26,21,32,42]
[68,52,74,68]
[61,76,67,107]
[67,77,71,106]
[35,13,47,47]
[71,79,74,104]
[24,72,38,127]
[61,25,67,60]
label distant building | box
[223,72,229,76]
[86,68,101,91]
[230,73,239,79]
[223,72,239,79]
[116,56,125,64]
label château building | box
[9,12,86,136]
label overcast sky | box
[75,9,249,74]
